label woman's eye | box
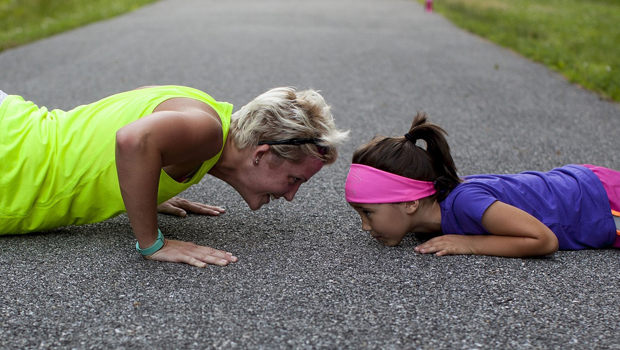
[292,177,301,184]
[363,210,371,217]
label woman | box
[0,85,348,267]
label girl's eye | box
[363,210,371,217]
[291,177,301,184]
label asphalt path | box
[2,0,620,349]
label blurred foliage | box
[0,0,160,52]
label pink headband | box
[345,164,436,203]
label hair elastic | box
[345,164,436,203]
[404,133,416,144]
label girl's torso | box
[439,164,617,249]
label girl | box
[345,113,620,257]
[0,85,348,267]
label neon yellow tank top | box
[0,86,232,234]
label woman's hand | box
[157,197,226,217]
[147,239,238,268]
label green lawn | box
[421,0,620,102]
[2,0,618,102]
[0,0,160,52]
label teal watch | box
[136,229,165,256]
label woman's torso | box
[0,85,232,234]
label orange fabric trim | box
[611,210,620,236]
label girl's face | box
[348,202,411,246]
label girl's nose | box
[361,218,372,232]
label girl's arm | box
[115,107,236,267]
[414,201,559,257]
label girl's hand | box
[157,197,226,217]
[414,235,475,256]
[147,239,238,268]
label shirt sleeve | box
[446,184,498,235]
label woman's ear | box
[404,200,420,214]
[252,144,270,165]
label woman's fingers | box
[147,239,238,267]
[157,197,225,217]
[185,202,226,215]
[157,202,187,216]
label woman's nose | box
[284,184,301,201]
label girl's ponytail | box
[406,113,460,200]
[352,112,460,202]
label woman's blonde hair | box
[230,87,349,164]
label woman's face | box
[241,155,325,210]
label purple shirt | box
[439,165,616,250]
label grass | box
[421,0,620,102]
[0,0,161,52]
[1,0,618,102]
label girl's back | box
[441,165,616,249]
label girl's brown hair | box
[351,112,460,202]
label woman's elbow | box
[116,127,145,155]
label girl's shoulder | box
[441,180,498,217]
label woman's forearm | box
[115,127,162,248]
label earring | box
[254,158,259,165]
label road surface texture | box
[1,0,619,349]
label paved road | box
[2,0,620,349]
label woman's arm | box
[115,106,236,267]
[414,201,559,257]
